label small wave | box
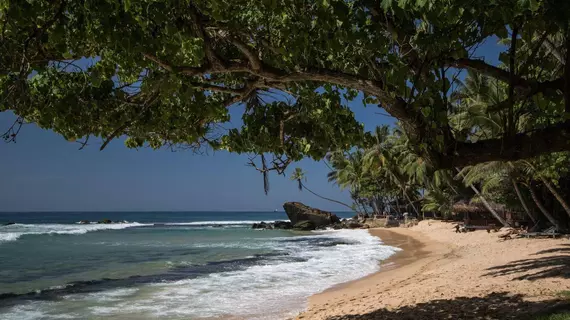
[161,220,285,226]
[0,223,150,243]
[86,230,399,319]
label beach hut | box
[452,200,525,227]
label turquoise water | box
[0,212,399,319]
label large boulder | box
[283,202,340,229]
[293,220,316,230]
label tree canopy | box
[1,0,570,172]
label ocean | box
[0,211,400,320]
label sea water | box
[0,212,400,319]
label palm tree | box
[455,166,511,227]
[290,168,353,210]
[422,188,454,219]
[519,160,570,220]
[458,161,541,225]
[357,125,422,216]
[526,181,561,230]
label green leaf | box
[62,52,73,59]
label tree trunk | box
[371,200,380,217]
[528,183,561,230]
[540,177,570,219]
[512,179,537,224]
[300,182,354,211]
[394,174,420,216]
[402,191,421,217]
[468,184,511,227]
[394,198,402,215]
[456,168,510,227]
[361,201,369,215]
[449,122,570,168]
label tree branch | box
[187,3,224,69]
[100,92,161,151]
[450,58,564,92]
[447,122,570,168]
[563,29,570,116]
[228,35,262,71]
[507,25,519,136]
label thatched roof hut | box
[452,200,506,216]
[452,200,511,226]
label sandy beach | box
[297,221,570,319]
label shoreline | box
[297,227,448,319]
[297,221,570,319]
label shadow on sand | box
[323,292,569,320]
[483,244,570,280]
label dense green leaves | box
[1,0,570,172]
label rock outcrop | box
[273,221,293,229]
[251,221,293,230]
[283,202,340,230]
[293,220,316,230]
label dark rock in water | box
[79,220,90,224]
[293,220,316,231]
[1,222,15,226]
[273,221,293,229]
[283,202,340,229]
[98,219,112,224]
[252,222,271,229]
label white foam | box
[1,302,79,320]
[65,288,139,303]
[0,229,400,320]
[0,223,150,243]
[76,229,399,319]
[162,220,285,226]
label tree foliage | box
[1,0,570,173]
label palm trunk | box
[541,177,570,219]
[395,175,420,216]
[300,182,354,211]
[512,179,536,224]
[402,190,420,217]
[469,184,510,227]
[371,200,380,217]
[456,167,510,227]
[361,201,369,215]
[394,198,402,215]
[528,183,561,230]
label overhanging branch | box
[447,122,570,168]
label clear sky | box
[0,102,393,212]
[0,38,501,212]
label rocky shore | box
[251,202,390,231]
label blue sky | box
[0,37,501,212]
[0,103,392,212]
